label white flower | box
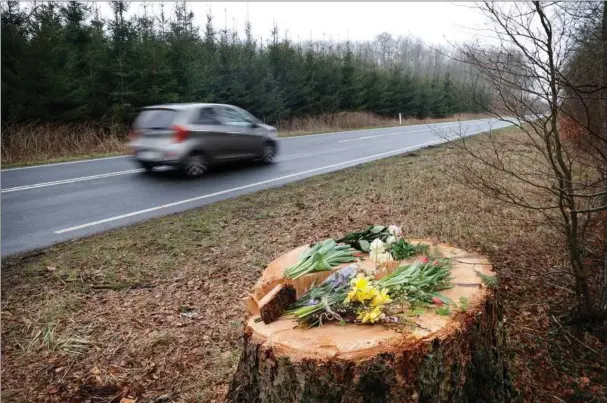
[386,235,397,245]
[383,252,394,262]
[388,225,402,238]
[370,249,381,263]
[370,250,393,265]
[377,252,394,264]
[370,238,386,255]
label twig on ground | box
[551,315,601,356]
[91,283,157,291]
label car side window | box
[195,107,217,125]
[216,107,251,127]
[235,107,261,124]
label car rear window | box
[135,109,177,129]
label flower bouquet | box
[286,258,453,327]
[280,224,454,328]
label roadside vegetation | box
[2,127,604,402]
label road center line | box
[337,123,467,143]
[1,169,143,193]
[1,155,131,171]
[54,139,448,234]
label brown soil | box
[1,127,605,402]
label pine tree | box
[60,2,92,119]
[1,1,28,121]
[442,73,458,116]
[1,2,485,124]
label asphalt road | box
[1,117,515,257]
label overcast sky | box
[98,2,488,45]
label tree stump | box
[227,240,511,403]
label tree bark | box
[601,0,607,317]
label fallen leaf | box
[47,386,59,394]
[120,398,137,403]
[46,266,56,272]
[180,311,199,319]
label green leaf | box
[311,252,331,270]
[459,296,469,312]
[358,239,370,252]
[408,307,426,316]
[476,272,498,288]
[436,306,451,316]
[370,225,386,234]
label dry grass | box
[1,113,488,167]
[1,122,130,167]
[1,127,604,402]
[276,111,488,137]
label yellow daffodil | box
[361,286,378,301]
[344,274,381,304]
[357,305,384,323]
[371,288,392,307]
[344,288,356,304]
[351,273,370,290]
[345,274,369,303]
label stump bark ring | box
[227,239,511,403]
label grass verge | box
[1,113,488,168]
[2,127,604,402]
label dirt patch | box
[2,127,605,402]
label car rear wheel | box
[139,161,154,173]
[182,153,208,178]
[261,143,277,164]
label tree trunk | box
[227,241,512,403]
[601,0,607,317]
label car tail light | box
[128,129,141,141]
[171,125,190,143]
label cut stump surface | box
[228,239,512,403]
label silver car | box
[128,103,278,177]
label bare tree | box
[443,1,606,322]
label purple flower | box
[307,298,319,306]
[322,264,357,289]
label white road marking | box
[338,129,426,143]
[54,138,449,234]
[336,123,470,143]
[278,118,496,140]
[1,155,130,172]
[1,169,143,193]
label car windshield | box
[236,107,261,124]
[135,109,177,129]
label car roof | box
[141,103,236,111]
